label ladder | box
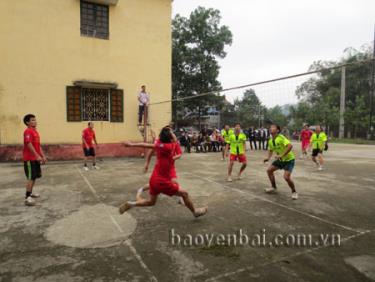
[138,106,153,143]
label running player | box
[264,124,298,200]
[119,126,207,218]
[221,125,234,161]
[23,114,47,206]
[299,124,312,159]
[226,123,247,182]
[82,122,99,171]
[142,127,183,204]
[310,125,328,171]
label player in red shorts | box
[299,124,312,159]
[226,123,247,182]
[141,128,183,204]
[119,126,207,218]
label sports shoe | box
[265,187,277,194]
[83,166,89,171]
[31,193,40,198]
[25,196,36,206]
[227,176,233,182]
[292,192,298,200]
[137,187,144,195]
[194,207,208,218]
[237,174,243,180]
[93,165,100,170]
[221,157,225,161]
[119,202,132,214]
[318,166,323,171]
[176,197,184,205]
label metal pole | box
[368,24,375,139]
[339,66,346,139]
[143,106,148,142]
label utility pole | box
[339,66,346,139]
[368,24,375,140]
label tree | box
[232,89,264,127]
[265,105,289,127]
[172,7,233,128]
[292,44,372,137]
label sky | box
[172,0,375,107]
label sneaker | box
[292,192,299,200]
[25,196,36,206]
[119,202,132,214]
[83,166,89,171]
[194,207,208,218]
[93,165,100,170]
[237,174,243,180]
[221,157,225,161]
[137,187,144,195]
[176,197,183,205]
[318,166,323,171]
[31,193,40,198]
[265,187,277,194]
[227,176,233,182]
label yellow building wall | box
[0,0,171,145]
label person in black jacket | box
[258,128,266,150]
[179,131,191,153]
[248,127,257,150]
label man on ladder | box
[138,85,150,126]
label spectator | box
[198,133,206,152]
[248,127,257,150]
[210,132,220,152]
[259,127,268,150]
[191,132,201,152]
[179,131,191,153]
[265,127,270,150]
[281,126,290,139]
[217,133,224,151]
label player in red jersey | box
[142,128,183,203]
[22,114,47,206]
[119,126,207,218]
[299,124,312,159]
[82,122,99,171]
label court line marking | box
[75,165,158,282]
[204,229,373,282]
[182,172,365,234]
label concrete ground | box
[1,142,375,282]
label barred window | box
[66,86,123,122]
[82,88,110,121]
[80,1,109,40]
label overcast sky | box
[172,0,375,106]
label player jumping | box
[119,126,207,218]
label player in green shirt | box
[221,125,234,161]
[225,123,247,182]
[264,124,298,200]
[310,125,328,171]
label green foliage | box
[291,44,373,137]
[172,7,233,126]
